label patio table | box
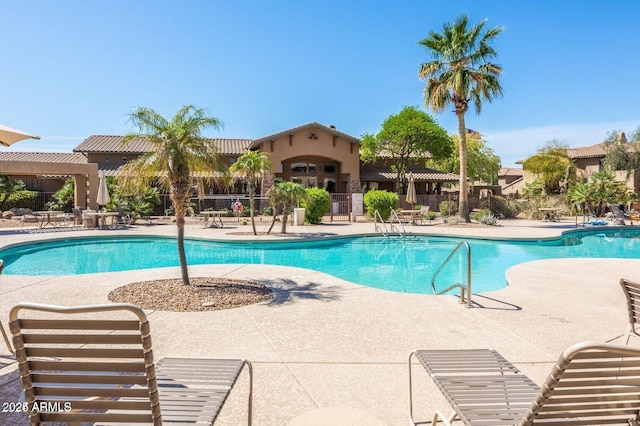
[201,210,226,228]
[86,211,119,229]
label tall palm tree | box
[419,14,504,222]
[230,150,273,235]
[118,105,225,285]
[266,182,308,234]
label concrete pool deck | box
[0,218,639,425]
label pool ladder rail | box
[374,210,406,238]
[431,240,473,308]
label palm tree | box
[230,150,273,235]
[419,14,504,222]
[266,182,308,234]
[118,105,225,285]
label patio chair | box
[111,207,132,229]
[0,260,13,353]
[186,206,205,228]
[609,204,627,225]
[417,205,431,225]
[409,341,640,425]
[9,302,253,425]
[607,278,640,345]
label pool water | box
[1,229,640,294]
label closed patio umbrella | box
[0,124,40,147]
[96,174,111,208]
[406,172,417,206]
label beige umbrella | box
[96,174,111,208]
[406,172,417,206]
[0,124,40,147]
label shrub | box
[302,188,330,224]
[471,209,492,221]
[3,190,40,211]
[363,190,398,220]
[488,196,523,218]
[262,206,273,216]
[438,200,458,216]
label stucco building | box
[0,122,460,212]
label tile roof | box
[251,122,360,146]
[566,143,606,159]
[0,152,87,164]
[498,167,523,177]
[74,135,253,155]
[359,167,459,182]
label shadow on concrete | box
[467,293,522,311]
[263,278,342,306]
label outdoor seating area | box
[9,302,253,425]
[0,221,640,424]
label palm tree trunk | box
[457,112,471,222]
[281,203,289,234]
[172,186,191,286]
[249,186,257,235]
[176,218,190,285]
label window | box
[32,179,41,190]
[323,164,336,173]
[291,162,307,173]
[104,156,110,162]
[122,157,127,162]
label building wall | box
[255,127,360,192]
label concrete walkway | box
[0,218,638,425]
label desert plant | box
[266,182,308,234]
[230,150,274,235]
[118,105,226,286]
[363,190,398,220]
[438,200,458,217]
[303,188,330,224]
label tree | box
[46,178,75,212]
[118,105,226,285]
[0,175,26,211]
[230,150,274,235]
[567,171,634,216]
[428,132,500,184]
[522,140,575,194]
[266,182,308,234]
[602,131,640,174]
[419,14,504,222]
[360,106,451,193]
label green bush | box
[488,195,523,218]
[471,209,492,221]
[363,190,398,220]
[4,190,40,211]
[302,188,330,224]
[262,206,273,216]
[438,200,458,216]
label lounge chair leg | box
[245,360,253,426]
[431,410,455,426]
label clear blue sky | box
[2,0,639,167]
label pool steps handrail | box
[374,210,388,237]
[374,210,406,238]
[431,240,472,308]
[389,210,406,238]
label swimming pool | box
[1,229,640,294]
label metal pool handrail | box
[374,210,388,237]
[431,240,472,307]
[390,210,406,238]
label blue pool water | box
[1,229,640,294]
